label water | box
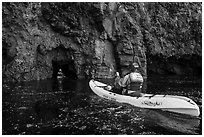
[2,75,202,135]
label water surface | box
[2,75,202,135]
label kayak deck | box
[89,80,200,117]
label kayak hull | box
[89,80,200,117]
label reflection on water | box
[2,75,202,135]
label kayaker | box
[113,62,144,97]
[57,69,65,79]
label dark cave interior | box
[147,54,202,76]
[51,45,77,79]
[52,60,77,79]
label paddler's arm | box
[105,72,120,91]
[119,74,131,95]
[119,74,130,87]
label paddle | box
[94,85,113,91]
[92,80,113,90]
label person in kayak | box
[113,62,144,97]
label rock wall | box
[144,3,202,75]
[2,2,201,82]
[2,3,82,81]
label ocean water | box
[2,75,202,135]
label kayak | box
[89,80,200,117]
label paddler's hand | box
[115,72,120,77]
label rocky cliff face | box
[2,2,201,82]
[144,3,202,75]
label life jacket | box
[128,72,143,91]
[129,72,143,83]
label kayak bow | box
[89,80,200,117]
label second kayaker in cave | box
[106,62,144,97]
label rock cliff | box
[2,2,201,82]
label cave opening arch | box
[51,45,77,79]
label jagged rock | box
[2,2,201,82]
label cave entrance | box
[52,60,77,79]
[51,45,77,79]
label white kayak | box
[89,80,200,117]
